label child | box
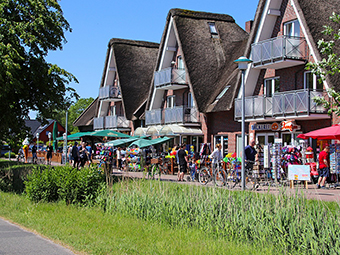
[189,158,197,181]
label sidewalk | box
[0,217,74,255]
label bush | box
[4,152,16,158]
[25,165,105,205]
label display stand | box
[271,141,282,183]
[329,144,340,188]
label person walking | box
[245,139,257,171]
[317,145,330,189]
[46,142,53,165]
[210,144,223,168]
[177,144,188,181]
[79,142,88,168]
[86,143,92,165]
[31,143,37,164]
[116,147,122,170]
[71,142,80,169]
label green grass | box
[0,191,274,255]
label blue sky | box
[47,0,258,100]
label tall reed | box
[103,179,340,254]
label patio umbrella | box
[104,137,140,147]
[297,124,340,140]
[56,131,94,141]
[52,121,58,152]
[129,138,154,148]
[90,129,131,138]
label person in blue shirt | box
[245,140,257,170]
[86,143,92,164]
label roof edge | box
[108,38,159,48]
[169,8,235,22]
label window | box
[110,105,116,116]
[264,77,280,96]
[177,56,184,70]
[167,96,175,108]
[188,92,194,108]
[208,22,218,34]
[284,20,300,37]
[304,71,323,90]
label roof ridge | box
[109,38,159,48]
[169,8,235,22]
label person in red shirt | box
[317,145,330,189]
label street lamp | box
[48,132,52,147]
[36,132,40,151]
[234,56,252,190]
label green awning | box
[104,137,140,147]
[56,131,94,140]
[129,136,172,148]
[90,129,131,138]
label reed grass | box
[105,179,340,255]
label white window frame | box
[208,22,218,35]
[188,92,194,108]
[304,71,323,91]
[167,95,175,108]
[177,56,184,70]
[284,19,300,37]
[264,77,280,97]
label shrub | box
[25,165,105,205]
[4,152,16,158]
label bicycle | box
[225,160,258,190]
[198,161,226,187]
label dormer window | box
[208,22,219,37]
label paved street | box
[0,218,74,255]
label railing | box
[234,89,327,120]
[93,117,105,130]
[105,115,130,129]
[251,36,307,66]
[154,67,187,87]
[164,106,199,124]
[145,107,199,125]
[99,85,121,100]
[145,109,162,126]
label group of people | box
[68,141,93,169]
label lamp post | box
[36,132,40,151]
[63,110,69,164]
[234,56,252,191]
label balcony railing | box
[105,115,130,129]
[234,89,327,120]
[145,106,199,126]
[251,36,307,67]
[145,109,162,126]
[154,67,187,88]
[99,85,121,100]
[93,117,105,130]
[164,106,199,124]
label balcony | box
[164,106,199,124]
[105,115,130,129]
[154,67,188,90]
[234,89,328,121]
[145,109,162,126]
[145,106,199,126]
[251,36,308,69]
[99,85,121,102]
[93,117,105,130]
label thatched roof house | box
[73,97,98,132]
[100,39,159,121]
[146,8,249,114]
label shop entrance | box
[256,133,275,147]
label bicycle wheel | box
[225,168,239,189]
[214,167,226,187]
[199,167,210,185]
[245,171,255,190]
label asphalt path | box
[0,218,74,255]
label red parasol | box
[297,124,340,140]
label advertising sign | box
[288,165,310,181]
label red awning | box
[297,124,340,140]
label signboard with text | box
[288,165,310,181]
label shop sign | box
[251,122,280,131]
[288,165,310,181]
[281,120,301,132]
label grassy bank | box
[0,191,273,254]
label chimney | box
[245,20,253,33]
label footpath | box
[0,217,74,255]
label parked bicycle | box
[198,161,226,187]
[225,160,258,190]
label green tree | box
[0,0,79,141]
[307,12,340,116]
[39,97,94,134]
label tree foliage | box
[0,0,79,141]
[307,12,340,116]
[39,97,94,134]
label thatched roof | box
[146,8,249,113]
[100,39,159,120]
[293,0,340,92]
[73,97,98,127]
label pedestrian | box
[72,142,80,169]
[245,139,257,170]
[177,144,188,181]
[210,143,223,168]
[67,145,73,164]
[31,142,37,164]
[317,145,330,189]
[79,142,88,168]
[86,143,92,165]
[116,147,122,170]
[46,142,53,165]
